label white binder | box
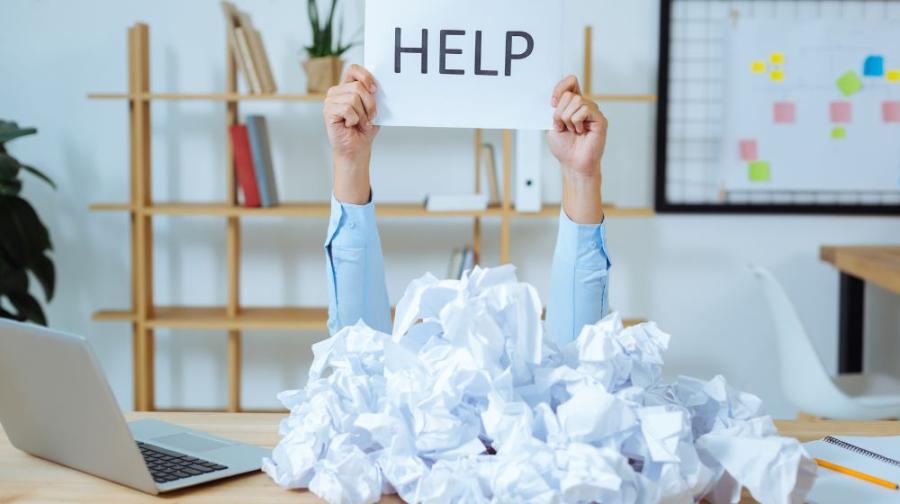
[514,130,543,213]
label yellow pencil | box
[815,458,899,490]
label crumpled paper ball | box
[263,265,816,504]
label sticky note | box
[770,52,785,65]
[883,101,900,123]
[863,55,885,77]
[831,127,846,139]
[739,140,758,161]
[770,70,785,82]
[773,102,796,124]
[751,60,766,73]
[830,101,853,123]
[887,70,900,82]
[749,161,770,182]
[836,71,863,97]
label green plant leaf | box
[0,266,28,294]
[0,198,28,266]
[0,153,21,180]
[30,253,55,302]
[8,292,46,326]
[0,121,37,145]
[20,165,56,190]
[0,178,22,196]
[0,305,21,322]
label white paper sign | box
[364,0,563,130]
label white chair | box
[751,265,900,420]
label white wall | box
[2,0,898,417]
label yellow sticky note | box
[888,69,900,82]
[771,52,785,65]
[751,60,766,73]
[771,70,785,82]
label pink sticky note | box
[774,102,796,123]
[883,101,900,123]
[830,101,853,123]
[739,140,758,161]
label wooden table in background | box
[820,245,900,373]
[2,412,900,503]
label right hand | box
[324,64,379,162]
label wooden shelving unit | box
[90,23,655,412]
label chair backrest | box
[750,265,853,413]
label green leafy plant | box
[0,120,55,326]
[305,0,354,58]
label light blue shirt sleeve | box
[324,195,392,335]
[545,208,611,346]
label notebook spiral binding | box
[824,436,900,468]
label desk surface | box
[821,245,900,295]
[2,412,900,503]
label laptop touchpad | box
[152,433,232,452]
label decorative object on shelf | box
[302,0,355,93]
[0,121,56,326]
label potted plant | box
[303,0,355,93]
[0,120,55,326]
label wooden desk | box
[2,412,899,503]
[821,245,900,373]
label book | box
[245,115,279,207]
[425,193,489,212]
[248,27,277,94]
[221,1,272,94]
[229,124,262,207]
[804,435,900,503]
[234,27,263,94]
[481,143,500,206]
[461,247,475,277]
[447,248,464,280]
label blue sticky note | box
[864,55,885,77]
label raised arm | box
[544,76,612,346]
[323,65,391,335]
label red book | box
[229,124,262,207]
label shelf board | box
[88,92,326,102]
[90,201,654,218]
[95,306,645,331]
[145,306,327,330]
[92,309,136,322]
[88,92,656,104]
[588,94,657,103]
[512,204,656,219]
[90,203,135,212]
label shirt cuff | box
[558,207,611,270]
[325,194,378,248]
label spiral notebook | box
[804,435,900,504]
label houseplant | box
[0,120,55,326]
[303,0,355,93]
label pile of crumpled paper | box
[263,266,816,503]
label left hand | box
[547,75,608,177]
[546,76,608,224]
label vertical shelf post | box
[472,129,483,263]
[500,130,512,264]
[130,23,155,411]
[225,30,243,413]
[584,26,593,96]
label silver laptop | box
[0,319,270,494]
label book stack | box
[447,246,476,280]
[424,143,501,213]
[221,1,277,95]
[229,116,279,208]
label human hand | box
[546,76,608,224]
[324,64,379,204]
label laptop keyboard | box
[137,441,229,484]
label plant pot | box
[303,56,344,94]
